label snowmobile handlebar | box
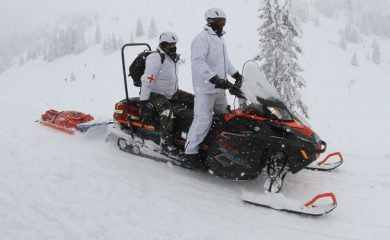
[227,82,246,99]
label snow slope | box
[1,0,390,239]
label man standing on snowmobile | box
[184,8,242,165]
[140,31,193,156]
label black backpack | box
[128,50,165,87]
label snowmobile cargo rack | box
[121,43,152,108]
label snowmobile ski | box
[241,191,337,216]
[305,152,344,171]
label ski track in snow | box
[1,1,390,239]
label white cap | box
[205,8,226,19]
[159,31,179,44]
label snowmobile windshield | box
[266,106,293,121]
[240,61,281,105]
[240,61,293,121]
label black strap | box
[156,49,165,64]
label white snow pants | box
[185,91,228,154]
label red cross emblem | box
[147,74,155,83]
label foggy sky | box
[1,0,390,38]
[0,0,94,37]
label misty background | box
[1,0,390,75]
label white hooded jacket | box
[191,25,237,94]
[140,47,179,100]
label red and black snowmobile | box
[108,43,343,216]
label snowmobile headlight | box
[266,107,293,121]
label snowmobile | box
[108,43,343,216]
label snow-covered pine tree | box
[372,39,381,65]
[64,26,73,55]
[26,48,37,61]
[45,34,59,61]
[339,35,347,50]
[102,38,111,53]
[136,18,144,37]
[70,71,76,81]
[95,23,102,44]
[111,33,117,51]
[314,16,320,27]
[57,29,68,58]
[351,53,358,67]
[129,33,135,43]
[344,25,359,43]
[255,0,277,81]
[257,0,308,118]
[0,54,12,74]
[19,56,25,66]
[279,0,308,118]
[148,18,158,39]
[72,27,87,54]
[117,36,124,50]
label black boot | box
[184,153,206,169]
[161,143,182,157]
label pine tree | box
[117,36,124,50]
[72,27,87,54]
[64,26,73,55]
[372,39,381,65]
[111,33,117,51]
[19,56,25,66]
[56,30,67,57]
[102,38,110,53]
[257,0,308,118]
[148,18,158,39]
[45,34,59,61]
[95,23,102,44]
[351,53,359,67]
[70,71,76,81]
[314,16,320,27]
[255,0,278,79]
[280,0,308,117]
[344,25,359,43]
[339,35,347,50]
[136,18,144,37]
[129,33,135,43]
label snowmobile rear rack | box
[121,43,151,105]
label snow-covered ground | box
[1,0,390,239]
